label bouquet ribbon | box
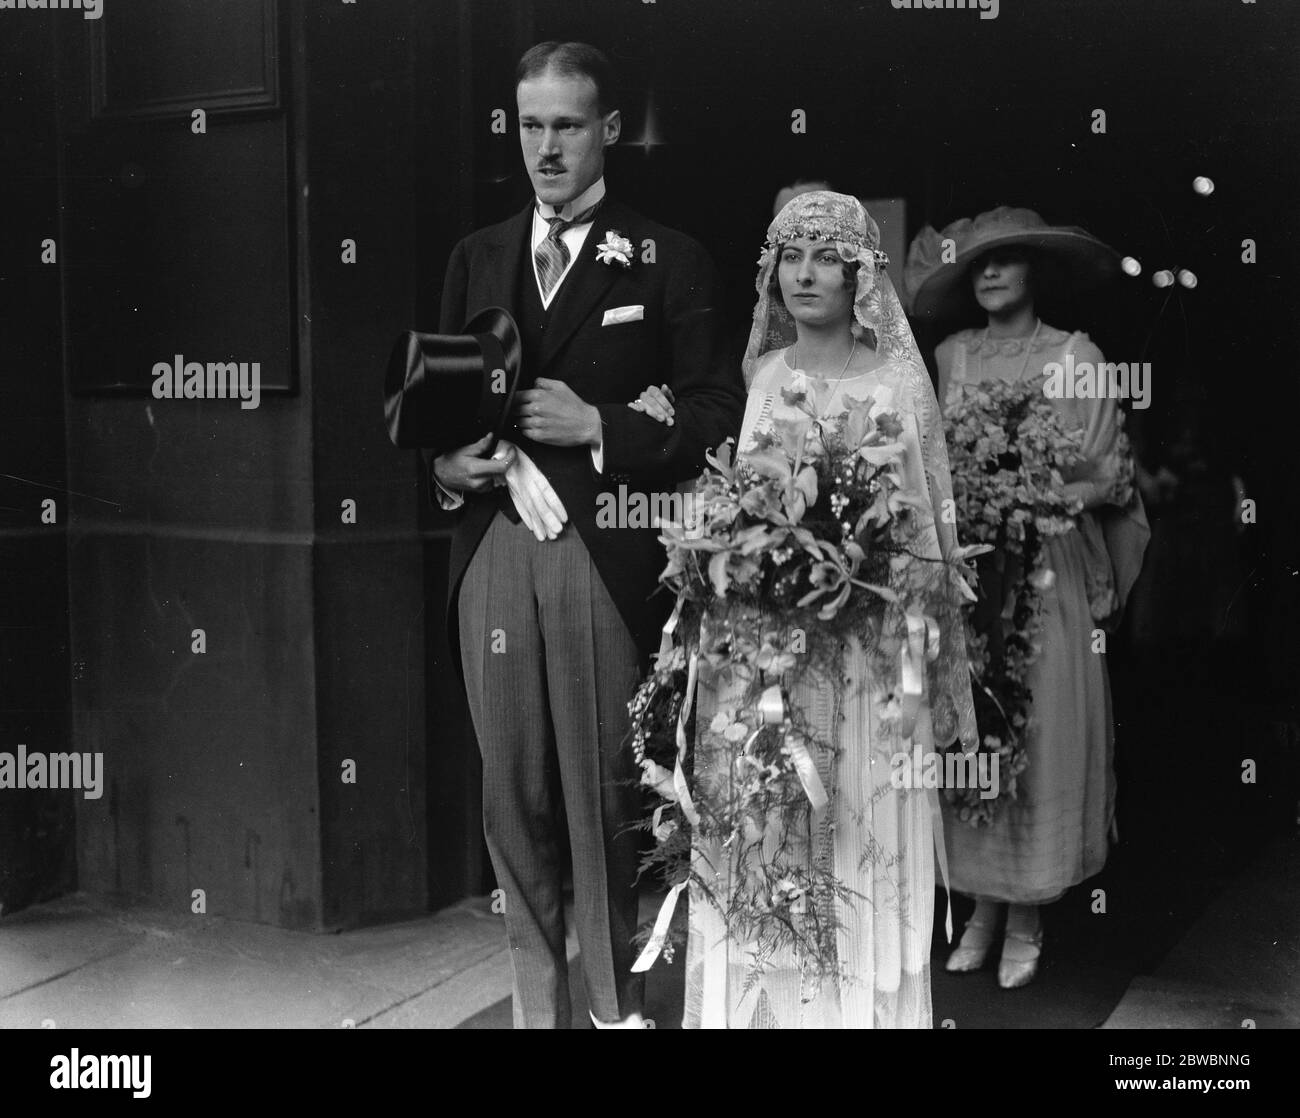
[930,787,954,942]
[757,684,784,724]
[631,880,686,973]
[759,683,828,810]
[788,734,829,812]
[672,650,700,826]
[899,610,940,739]
[657,601,680,662]
[631,606,695,975]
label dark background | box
[2,0,1296,995]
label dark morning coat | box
[436,197,746,665]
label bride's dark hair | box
[768,245,860,301]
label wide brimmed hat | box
[903,206,1120,321]
[384,307,522,454]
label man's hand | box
[497,438,568,541]
[432,433,512,495]
[515,378,602,447]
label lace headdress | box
[742,190,922,388]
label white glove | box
[494,439,568,541]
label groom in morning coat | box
[431,41,745,1028]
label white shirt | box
[531,176,606,309]
[435,177,608,510]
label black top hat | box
[384,307,522,455]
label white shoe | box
[997,928,1043,989]
[945,918,996,973]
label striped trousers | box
[458,512,646,1027]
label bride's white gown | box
[682,346,965,1029]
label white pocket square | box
[602,304,644,326]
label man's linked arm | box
[594,239,745,484]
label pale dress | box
[682,346,966,1029]
[937,326,1146,903]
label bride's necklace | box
[978,318,1042,383]
[791,338,858,421]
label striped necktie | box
[534,200,601,301]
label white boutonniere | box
[595,230,634,269]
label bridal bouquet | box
[627,375,976,981]
[942,377,1086,825]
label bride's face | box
[777,238,854,329]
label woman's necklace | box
[977,319,1043,383]
[791,337,858,421]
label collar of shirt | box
[535,176,606,224]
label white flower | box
[775,877,804,902]
[640,760,677,801]
[595,230,634,268]
[1029,566,1056,591]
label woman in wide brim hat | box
[903,205,1121,324]
[904,206,1149,990]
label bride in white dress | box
[634,192,977,1028]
